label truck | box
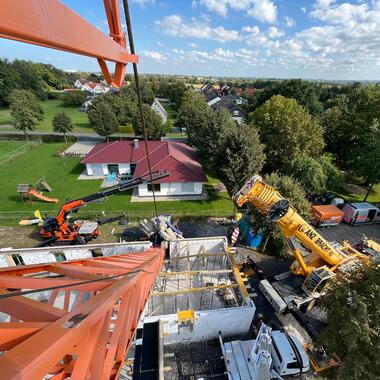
[220,322,310,379]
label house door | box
[107,164,119,175]
[130,164,136,175]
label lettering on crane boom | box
[297,225,334,257]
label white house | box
[81,140,207,199]
[151,98,168,124]
[73,79,109,95]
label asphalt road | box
[317,223,380,245]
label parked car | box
[311,205,345,227]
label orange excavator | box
[38,171,168,246]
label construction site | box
[0,1,379,380]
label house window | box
[181,183,195,193]
[107,164,119,175]
[148,183,161,193]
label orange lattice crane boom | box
[0,0,138,86]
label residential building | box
[73,78,110,95]
[81,140,207,198]
[151,98,168,124]
[210,98,245,124]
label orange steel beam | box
[0,0,138,87]
[0,248,164,379]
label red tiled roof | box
[81,141,206,183]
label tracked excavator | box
[233,175,370,297]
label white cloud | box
[310,1,370,25]
[248,0,277,23]
[301,7,306,14]
[195,0,277,23]
[131,0,155,5]
[155,15,241,43]
[188,42,198,48]
[284,16,295,27]
[141,50,167,63]
[267,26,284,38]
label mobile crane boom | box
[234,175,368,295]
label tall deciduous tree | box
[212,123,266,195]
[133,104,164,139]
[347,119,380,200]
[318,266,380,380]
[254,79,323,116]
[52,112,73,143]
[286,155,327,195]
[88,102,118,140]
[249,95,325,171]
[62,90,86,107]
[174,91,209,139]
[9,89,44,140]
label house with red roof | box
[81,140,207,198]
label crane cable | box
[122,0,158,218]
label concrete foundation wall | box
[138,182,203,197]
[169,236,228,258]
[144,301,255,344]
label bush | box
[62,90,86,107]
[118,124,134,134]
[47,91,60,100]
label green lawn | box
[335,183,380,203]
[0,100,91,132]
[0,143,234,224]
[0,141,28,157]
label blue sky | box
[1,0,380,80]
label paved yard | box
[63,141,98,157]
[318,223,380,244]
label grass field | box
[0,141,27,157]
[0,143,234,224]
[336,183,380,203]
[0,100,90,132]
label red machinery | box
[39,171,169,246]
[0,0,138,86]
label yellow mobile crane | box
[233,175,370,297]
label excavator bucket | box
[0,248,164,380]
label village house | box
[81,140,207,199]
[151,98,168,124]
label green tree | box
[9,89,43,140]
[62,90,86,107]
[255,79,323,116]
[212,123,266,195]
[249,95,325,171]
[167,82,187,109]
[0,59,21,106]
[52,112,73,143]
[318,266,380,380]
[175,91,209,139]
[317,154,344,191]
[286,155,327,195]
[346,119,380,200]
[248,173,311,257]
[88,102,118,140]
[133,104,163,139]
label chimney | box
[133,139,139,148]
